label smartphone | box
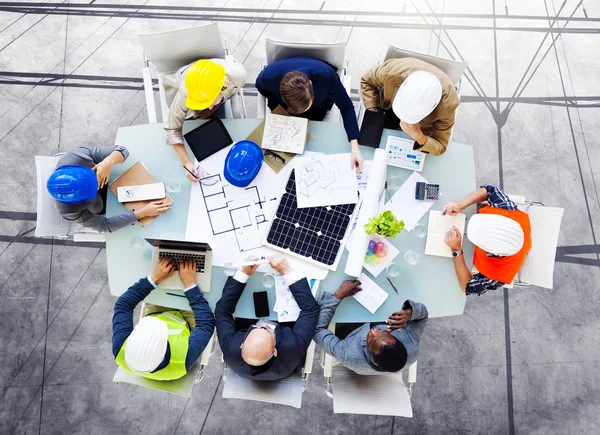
[415,182,440,201]
[253,291,270,318]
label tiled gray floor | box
[0,0,599,434]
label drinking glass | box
[386,262,401,277]
[262,273,276,288]
[130,236,145,249]
[404,250,420,266]
[387,174,407,190]
[165,180,181,193]
[414,224,427,238]
[223,262,236,277]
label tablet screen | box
[184,117,234,162]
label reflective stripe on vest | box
[115,311,190,381]
[472,207,532,284]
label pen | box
[183,165,199,180]
[167,292,187,298]
[386,276,399,294]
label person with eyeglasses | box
[162,58,247,182]
[313,280,428,374]
[215,255,320,381]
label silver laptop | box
[146,238,212,292]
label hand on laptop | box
[179,259,197,288]
[150,257,176,284]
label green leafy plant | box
[364,210,405,238]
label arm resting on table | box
[184,286,215,370]
[289,278,321,353]
[215,275,247,355]
[313,292,347,360]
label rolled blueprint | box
[345,149,388,277]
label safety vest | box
[473,207,532,284]
[115,311,190,381]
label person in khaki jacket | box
[360,57,459,155]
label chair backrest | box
[265,39,346,72]
[520,205,564,288]
[222,367,304,408]
[331,366,413,417]
[138,23,225,74]
[384,46,467,85]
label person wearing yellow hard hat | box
[163,58,246,181]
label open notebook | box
[424,210,467,257]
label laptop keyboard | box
[159,252,206,273]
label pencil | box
[167,292,187,298]
[183,165,199,180]
[386,276,399,294]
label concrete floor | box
[1,0,599,434]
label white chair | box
[112,302,217,398]
[507,195,564,289]
[221,341,316,408]
[321,324,417,417]
[34,155,105,241]
[138,23,247,123]
[256,39,352,123]
[357,45,468,126]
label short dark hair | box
[280,71,313,114]
[371,337,408,372]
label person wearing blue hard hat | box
[223,141,264,188]
[48,145,170,232]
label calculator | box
[415,182,440,201]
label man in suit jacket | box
[215,256,320,381]
[255,56,364,171]
[313,280,428,374]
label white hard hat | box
[125,316,169,374]
[467,214,525,256]
[392,71,443,123]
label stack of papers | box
[384,171,435,231]
[424,210,467,257]
[353,273,389,314]
[273,276,320,322]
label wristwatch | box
[452,250,463,258]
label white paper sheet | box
[353,273,389,314]
[185,144,329,280]
[383,171,434,231]
[424,210,467,257]
[273,276,320,322]
[263,113,308,154]
[363,237,400,278]
[294,152,359,209]
[345,149,388,277]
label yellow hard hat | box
[185,60,226,111]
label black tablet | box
[358,109,386,148]
[184,117,234,162]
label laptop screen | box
[145,238,211,252]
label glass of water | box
[262,273,276,288]
[387,174,406,191]
[404,250,420,266]
[165,180,181,193]
[130,236,145,249]
[223,262,236,277]
[386,262,401,277]
[414,224,427,238]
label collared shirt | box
[466,184,519,296]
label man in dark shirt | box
[215,256,320,381]
[255,56,364,171]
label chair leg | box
[195,366,204,384]
[325,377,333,399]
[238,87,247,119]
[408,382,414,398]
[302,372,309,392]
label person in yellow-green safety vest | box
[112,258,215,380]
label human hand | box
[178,259,197,288]
[386,308,412,331]
[92,160,113,189]
[136,201,171,220]
[333,280,362,300]
[241,255,260,276]
[150,257,176,284]
[350,141,364,173]
[400,121,427,145]
[268,255,291,275]
[192,109,211,120]
[442,201,463,216]
[184,161,199,182]
[444,226,463,251]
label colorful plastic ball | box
[375,242,387,257]
[368,240,377,253]
[365,252,380,265]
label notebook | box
[358,109,386,148]
[353,273,389,314]
[262,112,309,154]
[109,162,173,227]
[424,210,467,257]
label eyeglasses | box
[264,149,286,165]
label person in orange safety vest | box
[442,184,532,296]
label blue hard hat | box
[47,165,99,204]
[224,141,264,187]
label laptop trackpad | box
[158,273,211,292]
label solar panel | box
[265,170,357,268]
